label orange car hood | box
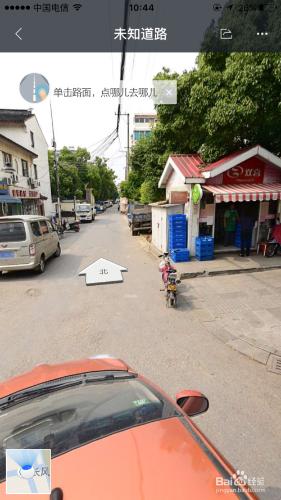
[0,417,241,500]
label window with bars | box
[21,160,29,177]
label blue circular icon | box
[20,73,49,103]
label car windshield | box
[0,222,26,242]
[0,372,179,481]
[77,205,90,212]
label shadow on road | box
[0,253,84,283]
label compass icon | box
[20,73,49,103]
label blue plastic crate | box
[171,248,190,262]
[169,238,187,245]
[195,242,214,248]
[169,243,186,250]
[169,214,186,221]
[196,236,214,245]
[169,219,186,226]
[196,249,213,255]
[196,241,214,250]
[169,232,186,238]
[169,226,187,233]
[169,235,186,240]
[169,227,186,233]
[196,253,214,259]
[169,226,186,232]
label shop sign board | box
[10,188,39,199]
[223,158,264,184]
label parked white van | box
[0,215,61,274]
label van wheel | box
[36,255,46,274]
[54,243,61,257]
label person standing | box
[240,211,254,257]
[224,203,239,246]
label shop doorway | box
[215,201,260,250]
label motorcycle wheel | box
[276,245,281,256]
[167,292,176,308]
[265,243,276,257]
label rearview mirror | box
[176,390,209,417]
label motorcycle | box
[265,239,281,257]
[159,252,181,308]
[265,225,281,257]
[65,220,80,232]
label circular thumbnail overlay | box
[20,73,49,103]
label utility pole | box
[116,112,130,180]
[50,103,62,227]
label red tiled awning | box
[203,183,281,203]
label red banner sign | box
[11,188,39,199]
[223,157,265,184]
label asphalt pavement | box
[1,206,281,499]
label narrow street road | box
[1,207,281,499]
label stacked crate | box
[168,214,189,262]
[195,236,214,261]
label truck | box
[75,203,96,222]
[129,204,152,236]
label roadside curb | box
[180,264,281,280]
[225,337,281,374]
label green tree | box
[49,148,118,201]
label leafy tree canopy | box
[124,52,281,203]
[49,147,118,201]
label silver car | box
[0,215,61,274]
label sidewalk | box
[176,253,281,279]
[142,237,281,279]
[139,235,281,373]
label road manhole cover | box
[267,354,281,374]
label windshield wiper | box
[85,373,135,383]
[0,380,83,410]
[0,371,135,410]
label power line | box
[89,130,117,157]
[90,132,118,159]
[116,0,130,135]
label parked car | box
[0,356,257,499]
[95,203,105,213]
[0,215,61,274]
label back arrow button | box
[15,27,23,40]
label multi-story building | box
[0,134,39,216]
[0,109,52,216]
[131,113,157,146]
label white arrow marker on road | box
[79,258,128,286]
